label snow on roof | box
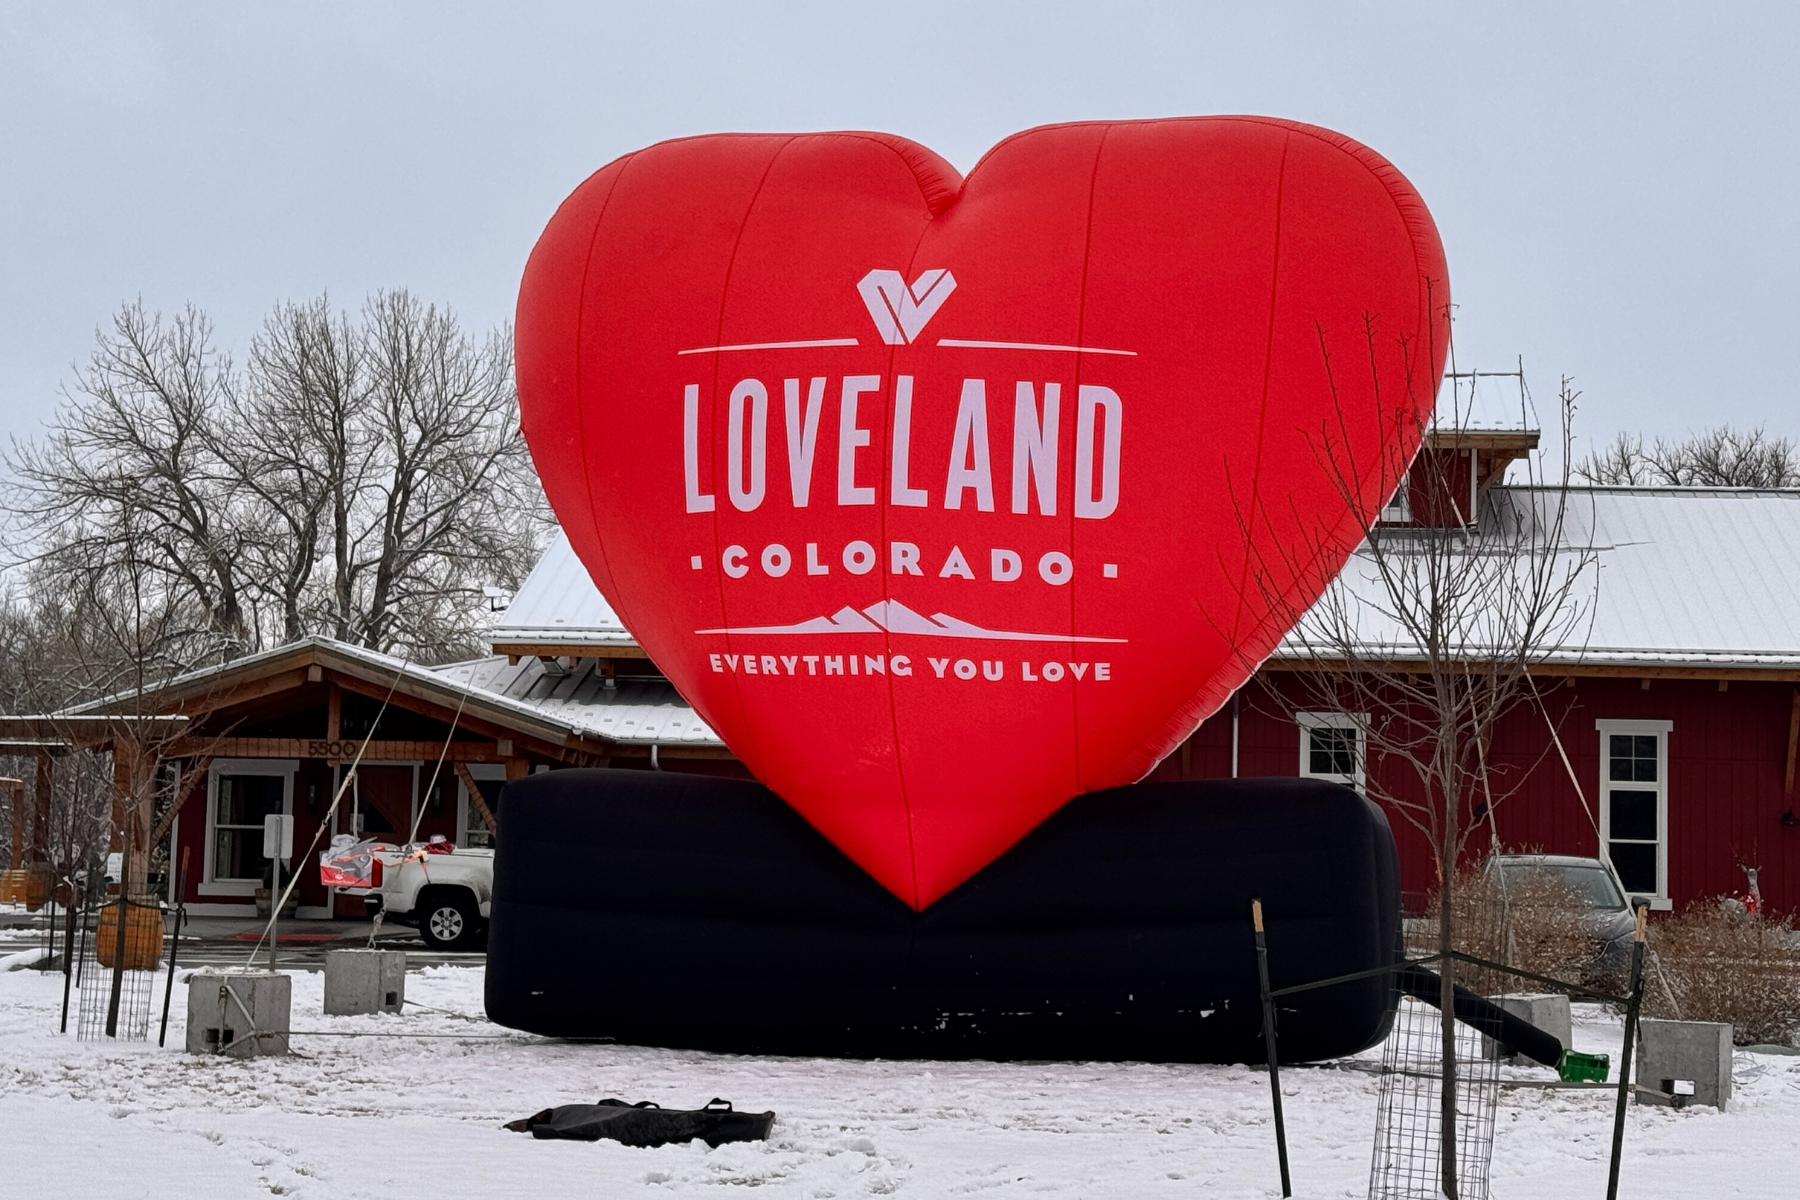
[59,632,723,749]
[1282,485,1800,670]
[487,529,636,648]
[431,654,720,746]
[1550,486,1800,668]
[501,487,1800,677]
[1435,370,1538,434]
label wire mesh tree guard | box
[1368,994,1500,1199]
[71,892,165,1042]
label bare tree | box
[1577,424,1800,488]
[1242,354,1597,1197]
[1573,430,1654,486]
[0,532,234,906]
[6,289,549,664]
[346,290,541,655]
[7,303,250,650]
[222,296,362,645]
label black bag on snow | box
[485,771,1400,1063]
[503,1098,774,1147]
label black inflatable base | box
[485,771,1400,1063]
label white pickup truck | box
[321,836,495,951]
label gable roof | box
[42,634,723,752]
[1531,485,1800,672]
[433,653,720,746]
[488,529,640,657]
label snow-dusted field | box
[2,963,1796,1198]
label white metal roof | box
[487,528,637,648]
[431,654,721,745]
[1280,485,1800,671]
[502,486,1800,677]
[1436,370,1539,434]
[1548,486,1800,669]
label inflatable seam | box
[1083,116,1446,792]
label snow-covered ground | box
[2,962,1796,1198]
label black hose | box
[1395,963,1564,1068]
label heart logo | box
[516,118,1448,909]
[857,268,958,344]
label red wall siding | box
[1150,673,1800,915]
[1489,678,1798,913]
[174,791,208,904]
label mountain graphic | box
[696,600,1126,643]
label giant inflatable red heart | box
[516,117,1448,909]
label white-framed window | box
[456,763,507,849]
[201,758,295,896]
[1596,719,1672,907]
[1297,712,1367,789]
[1380,480,1412,524]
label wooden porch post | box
[33,750,52,865]
[500,737,528,783]
[109,737,155,893]
[3,778,23,868]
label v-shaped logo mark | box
[857,268,958,345]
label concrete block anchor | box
[1487,992,1574,1063]
[185,969,291,1057]
[1636,1018,1733,1110]
[323,948,406,1016]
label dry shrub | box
[1644,906,1800,1045]
[1410,865,1595,996]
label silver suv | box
[1485,853,1638,978]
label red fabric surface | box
[516,118,1448,908]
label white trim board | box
[204,759,296,888]
[1297,711,1369,789]
[1595,718,1672,906]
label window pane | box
[216,774,284,827]
[1607,734,1659,783]
[1308,727,1356,776]
[1609,842,1657,894]
[461,779,505,849]
[1609,789,1658,841]
[214,828,265,881]
[1608,734,1632,778]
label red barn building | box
[6,405,1797,919]
[482,479,1800,916]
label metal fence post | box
[1253,898,1292,1198]
[1607,904,1649,1200]
[159,847,189,1048]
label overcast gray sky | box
[3,2,1796,454]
